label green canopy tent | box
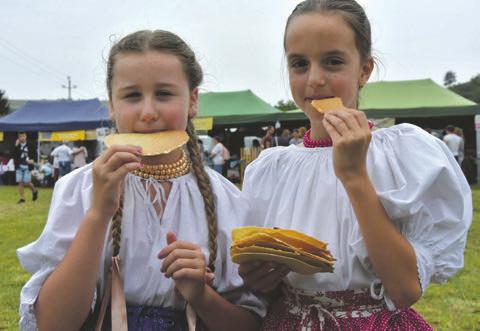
[360,79,480,117]
[197,90,280,125]
[272,79,480,121]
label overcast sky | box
[1,0,479,105]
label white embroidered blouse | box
[17,165,265,330]
[242,123,472,310]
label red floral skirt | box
[261,285,432,331]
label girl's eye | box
[325,57,345,67]
[156,90,172,98]
[125,92,141,99]
[289,59,309,71]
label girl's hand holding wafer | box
[322,108,372,183]
[91,145,143,219]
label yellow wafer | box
[104,130,189,156]
[311,97,344,113]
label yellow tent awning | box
[39,130,86,142]
[193,117,213,131]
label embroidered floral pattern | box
[262,285,433,331]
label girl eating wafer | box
[239,1,472,330]
[17,30,264,331]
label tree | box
[450,74,480,104]
[443,71,457,87]
[0,90,10,117]
[275,99,297,111]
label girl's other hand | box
[158,232,212,304]
[323,109,371,183]
[91,145,142,219]
[238,260,290,294]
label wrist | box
[339,171,371,191]
[86,207,112,226]
[188,284,211,308]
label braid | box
[111,196,124,257]
[186,120,218,271]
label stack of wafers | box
[231,227,335,275]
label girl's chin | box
[302,108,325,120]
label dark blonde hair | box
[284,0,372,62]
[107,30,218,271]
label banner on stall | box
[39,130,86,142]
[193,117,213,131]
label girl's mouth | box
[306,95,335,102]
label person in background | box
[210,136,226,174]
[443,125,462,163]
[289,129,302,145]
[50,147,59,183]
[298,126,307,143]
[454,127,465,165]
[39,158,54,187]
[13,132,38,204]
[197,139,208,165]
[272,128,290,147]
[51,141,73,178]
[72,142,88,170]
[261,126,275,149]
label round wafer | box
[104,130,189,156]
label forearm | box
[190,286,261,331]
[35,208,110,330]
[342,174,421,308]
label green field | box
[0,185,479,330]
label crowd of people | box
[260,126,308,148]
[1,132,90,203]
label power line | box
[0,37,67,82]
[0,53,63,85]
[0,38,94,99]
[0,53,90,99]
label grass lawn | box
[0,185,479,330]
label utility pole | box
[62,76,77,100]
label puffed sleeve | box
[353,124,472,306]
[16,165,94,330]
[207,168,268,318]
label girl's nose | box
[140,98,158,122]
[307,65,327,88]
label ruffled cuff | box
[409,240,435,294]
[19,299,38,331]
[18,285,97,331]
[350,236,400,311]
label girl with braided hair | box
[17,30,264,331]
[239,0,471,330]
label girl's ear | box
[188,88,199,119]
[359,56,374,88]
[108,100,115,120]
